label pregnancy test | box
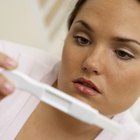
[3,70,122,134]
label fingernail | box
[2,83,15,94]
[6,58,17,67]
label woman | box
[0,0,140,139]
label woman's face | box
[57,0,140,116]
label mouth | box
[72,77,101,96]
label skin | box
[57,0,140,117]
[1,0,140,139]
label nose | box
[82,47,106,75]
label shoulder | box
[0,39,59,68]
[117,110,140,129]
[114,111,140,139]
[0,40,60,83]
[95,111,140,140]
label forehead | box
[76,0,140,21]
[73,0,140,39]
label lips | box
[72,77,101,96]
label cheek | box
[107,67,140,110]
[113,68,140,95]
[61,45,77,74]
[60,40,86,75]
[100,64,140,116]
[105,58,140,98]
[57,45,80,90]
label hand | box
[0,52,17,99]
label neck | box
[39,102,102,139]
[50,81,102,139]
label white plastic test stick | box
[3,70,122,134]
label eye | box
[115,49,134,60]
[73,35,91,46]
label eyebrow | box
[75,20,94,32]
[113,37,140,46]
[75,20,140,46]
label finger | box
[0,74,15,96]
[0,52,17,69]
[0,94,5,100]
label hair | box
[67,0,87,30]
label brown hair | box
[67,0,87,30]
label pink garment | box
[0,40,140,140]
[95,111,140,140]
[0,40,59,140]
